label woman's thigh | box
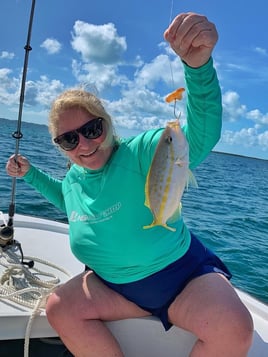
[46,270,151,322]
[168,273,253,342]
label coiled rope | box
[0,235,72,357]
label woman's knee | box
[197,300,253,356]
[46,290,64,329]
[227,304,254,350]
[45,280,99,330]
[209,299,254,355]
[45,284,78,328]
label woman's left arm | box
[164,12,222,169]
[182,58,222,169]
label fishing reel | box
[0,224,34,268]
[0,212,34,267]
[0,213,14,247]
[0,224,14,246]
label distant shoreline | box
[1,117,267,162]
[0,117,47,129]
[212,150,267,162]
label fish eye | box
[165,136,172,143]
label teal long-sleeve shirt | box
[23,58,222,283]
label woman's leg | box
[46,270,151,357]
[168,273,253,357]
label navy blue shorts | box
[95,234,231,330]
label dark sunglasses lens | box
[56,132,79,151]
[54,118,103,151]
[81,118,103,139]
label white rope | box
[0,243,72,357]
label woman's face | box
[57,107,113,170]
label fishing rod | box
[0,0,36,248]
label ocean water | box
[0,118,267,305]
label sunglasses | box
[54,117,104,151]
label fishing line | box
[168,0,175,90]
[167,0,180,119]
[0,0,36,245]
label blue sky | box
[0,0,267,159]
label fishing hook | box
[173,101,182,120]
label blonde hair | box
[49,89,115,149]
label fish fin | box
[144,173,150,208]
[186,169,198,190]
[144,195,150,209]
[175,158,188,167]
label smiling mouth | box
[82,147,99,157]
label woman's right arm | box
[6,154,66,212]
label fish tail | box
[143,220,156,230]
[143,221,176,232]
[163,224,176,232]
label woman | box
[7,13,253,357]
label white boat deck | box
[0,214,267,356]
[0,214,83,340]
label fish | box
[143,119,196,232]
[165,87,185,103]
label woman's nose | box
[77,133,90,146]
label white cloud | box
[107,87,170,129]
[25,76,64,107]
[221,90,268,155]
[225,63,249,72]
[106,82,186,132]
[69,22,185,130]
[246,109,268,126]
[40,38,62,54]
[0,18,265,158]
[134,53,183,89]
[258,131,268,148]
[221,127,268,151]
[95,50,185,131]
[71,59,129,92]
[0,68,12,80]
[254,47,267,56]
[0,51,15,60]
[222,90,268,130]
[71,21,127,64]
[222,91,247,122]
[0,68,20,105]
[0,67,64,109]
[221,127,257,146]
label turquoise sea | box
[0,118,267,305]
